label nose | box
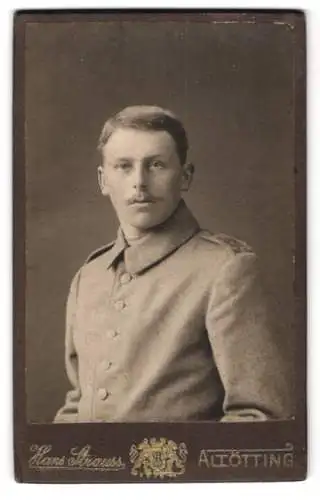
[132,163,148,190]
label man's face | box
[98,127,193,238]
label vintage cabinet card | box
[13,10,306,482]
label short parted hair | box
[97,105,189,165]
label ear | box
[97,165,109,196]
[181,162,194,192]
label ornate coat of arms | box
[129,437,188,478]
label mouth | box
[127,198,156,211]
[129,198,155,205]
[133,200,153,205]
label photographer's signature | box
[28,444,125,471]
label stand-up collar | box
[105,200,200,275]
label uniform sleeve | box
[54,271,82,423]
[205,251,291,422]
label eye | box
[115,161,132,171]
[150,160,165,170]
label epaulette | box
[85,241,115,263]
[200,231,253,255]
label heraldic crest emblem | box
[129,437,188,478]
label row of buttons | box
[95,272,132,401]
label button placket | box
[99,262,129,413]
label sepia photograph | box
[14,10,306,482]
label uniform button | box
[106,329,119,339]
[97,388,109,400]
[114,300,126,311]
[119,273,132,285]
[98,360,113,372]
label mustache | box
[127,194,157,204]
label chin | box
[130,213,166,231]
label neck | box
[125,233,149,245]
[120,224,150,245]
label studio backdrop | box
[24,19,295,423]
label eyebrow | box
[110,154,166,162]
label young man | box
[54,105,290,423]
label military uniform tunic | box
[54,201,290,423]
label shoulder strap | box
[200,231,253,254]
